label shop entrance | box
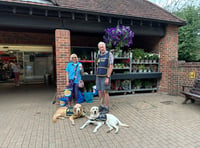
[0,45,53,84]
[24,52,53,82]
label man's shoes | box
[99,105,104,112]
[99,105,109,113]
[102,106,109,113]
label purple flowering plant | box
[103,25,134,52]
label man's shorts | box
[96,76,111,91]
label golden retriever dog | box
[80,106,129,133]
[53,104,85,125]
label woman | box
[10,60,21,86]
[66,54,84,106]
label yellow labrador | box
[80,106,129,133]
[53,104,85,125]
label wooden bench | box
[181,78,200,104]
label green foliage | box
[132,48,145,60]
[143,81,152,88]
[134,79,142,87]
[151,54,159,61]
[138,65,145,70]
[144,53,150,60]
[174,6,200,61]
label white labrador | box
[80,106,129,133]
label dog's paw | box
[93,130,97,133]
[85,115,89,119]
[114,130,119,134]
[106,130,111,133]
[80,127,83,130]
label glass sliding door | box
[24,52,53,82]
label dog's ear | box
[73,107,76,114]
[80,106,83,114]
[90,107,93,113]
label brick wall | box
[155,25,179,95]
[178,61,200,95]
[0,30,54,45]
[55,29,71,99]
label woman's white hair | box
[70,54,78,61]
[98,41,106,48]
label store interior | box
[0,45,53,84]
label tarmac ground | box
[1,83,200,148]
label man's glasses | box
[72,57,77,59]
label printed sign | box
[189,71,196,79]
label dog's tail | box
[118,120,129,128]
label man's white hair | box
[98,41,106,48]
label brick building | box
[0,0,186,97]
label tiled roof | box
[0,0,185,24]
[0,0,54,6]
[55,0,185,24]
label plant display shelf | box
[82,73,162,81]
[109,90,133,94]
[133,88,157,92]
[109,88,157,94]
[81,52,161,94]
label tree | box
[148,0,200,61]
[148,0,200,13]
[175,6,200,61]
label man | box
[96,41,114,113]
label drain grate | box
[160,101,174,105]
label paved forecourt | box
[1,84,200,148]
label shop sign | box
[189,71,196,79]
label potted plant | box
[103,25,135,55]
[152,54,159,63]
[138,64,145,72]
[122,59,130,68]
[132,48,145,63]
[132,65,137,72]
[144,53,150,63]
[148,53,154,63]
[143,81,152,88]
[134,79,142,89]
[146,66,151,72]
[150,65,158,72]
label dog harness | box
[92,113,107,121]
[66,106,74,116]
[66,106,86,119]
